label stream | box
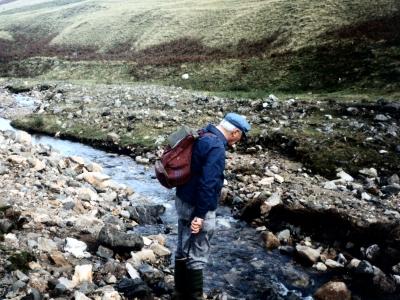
[0,94,330,300]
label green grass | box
[0,0,398,52]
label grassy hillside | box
[0,0,399,92]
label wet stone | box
[314,281,351,300]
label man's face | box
[228,129,243,146]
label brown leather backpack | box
[155,126,211,189]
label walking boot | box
[173,257,187,300]
[187,268,203,300]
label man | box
[174,113,251,299]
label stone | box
[107,132,120,142]
[49,251,71,268]
[69,156,85,165]
[74,291,91,300]
[86,162,103,173]
[37,237,58,252]
[116,278,151,299]
[361,192,372,201]
[274,174,284,183]
[14,270,29,282]
[102,291,121,300]
[359,168,378,177]
[14,131,32,145]
[150,243,171,257]
[258,177,274,186]
[181,74,189,80]
[388,174,400,185]
[277,229,291,244]
[77,172,111,189]
[323,181,337,190]
[64,237,91,258]
[58,277,77,290]
[78,187,98,201]
[135,156,150,164]
[7,155,27,165]
[126,262,140,279]
[260,192,282,216]
[392,262,400,274]
[324,259,344,269]
[261,231,280,250]
[98,225,144,252]
[97,245,114,259]
[126,204,165,225]
[296,245,321,264]
[366,244,380,261]
[138,263,164,285]
[354,260,374,276]
[314,281,351,300]
[131,249,157,265]
[314,262,328,272]
[382,183,400,195]
[336,170,354,182]
[72,264,93,285]
[0,219,14,233]
[374,114,389,121]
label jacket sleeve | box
[193,142,225,219]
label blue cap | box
[224,112,251,139]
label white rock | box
[314,262,328,271]
[78,187,99,201]
[277,229,291,243]
[274,174,284,184]
[64,237,91,258]
[74,291,91,300]
[269,94,279,102]
[86,162,103,173]
[135,156,150,164]
[126,262,140,279]
[359,168,378,177]
[72,264,93,285]
[348,258,361,269]
[142,236,152,246]
[336,170,354,182]
[102,291,121,300]
[270,165,279,173]
[325,259,344,268]
[31,159,46,171]
[296,245,321,263]
[258,177,274,186]
[4,233,19,248]
[361,192,372,201]
[130,249,157,266]
[37,237,58,252]
[77,172,111,189]
[69,156,85,165]
[151,243,171,257]
[14,131,32,145]
[323,181,337,190]
[7,155,27,165]
[74,215,104,236]
[181,74,189,80]
[58,277,77,290]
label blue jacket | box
[176,124,228,219]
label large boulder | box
[126,205,165,225]
[98,225,143,252]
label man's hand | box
[190,217,204,234]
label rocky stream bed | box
[0,80,399,300]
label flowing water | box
[0,94,331,300]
